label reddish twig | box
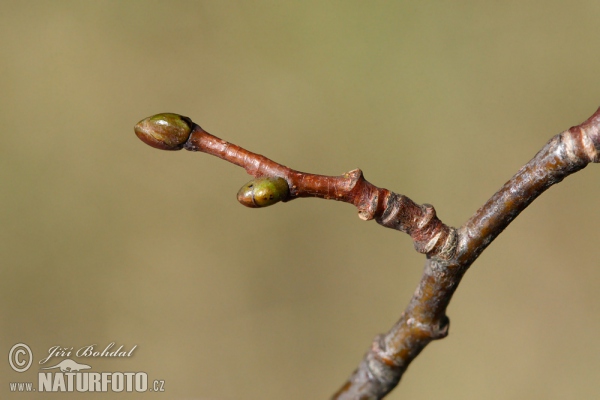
[135,114,456,259]
[183,125,457,258]
[134,108,600,399]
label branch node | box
[433,315,450,339]
[357,191,379,221]
[371,334,401,368]
[376,193,411,232]
[578,127,600,163]
[435,227,458,261]
[416,204,436,229]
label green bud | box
[134,113,193,151]
[237,177,290,208]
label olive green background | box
[1,1,599,399]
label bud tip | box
[237,177,290,208]
[134,113,193,151]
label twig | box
[134,108,600,399]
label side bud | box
[134,113,193,150]
[237,177,290,208]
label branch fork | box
[135,107,600,399]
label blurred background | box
[1,1,599,399]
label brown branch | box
[135,114,456,259]
[332,108,600,399]
[134,108,600,399]
[184,127,457,258]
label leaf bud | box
[237,177,290,208]
[134,113,193,150]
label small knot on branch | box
[432,315,450,339]
[570,106,600,163]
[405,314,450,341]
[344,169,381,221]
[412,204,446,255]
[578,127,600,163]
[376,194,457,260]
[371,334,402,369]
[332,336,401,400]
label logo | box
[8,343,33,373]
[8,342,166,393]
[40,359,91,372]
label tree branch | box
[134,107,600,399]
[332,108,599,399]
[135,114,456,259]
